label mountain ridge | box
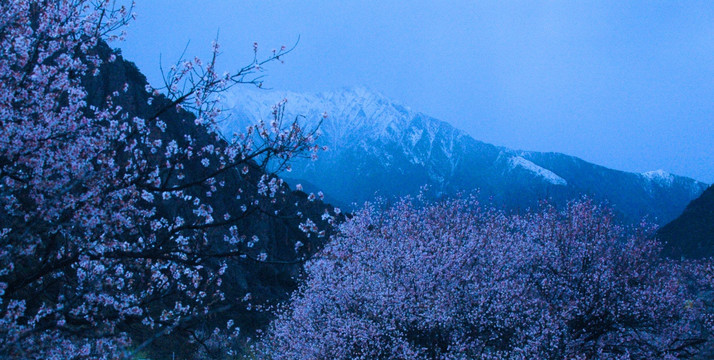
[221,86,708,224]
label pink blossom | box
[261,197,714,359]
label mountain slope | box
[221,87,708,225]
[86,44,338,358]
[659,185,714,259]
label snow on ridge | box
[221,86,417,140]
[509,156,567,186]
[641,169,675,186]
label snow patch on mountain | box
[220,86,413,145]
[641,169,675,187]
[509,156,568,186]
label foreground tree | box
[0,1,327,358]
[261,197,714,359]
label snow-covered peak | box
[509,156,568,186]
[219,86,415,142]
[641,169,675,186]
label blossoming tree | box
[261,197,714,359]
[0,1,326,358]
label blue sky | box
[119,1,714,183]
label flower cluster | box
[0,1,322,358]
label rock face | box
[659,185,714,259]
[221,87,708,225]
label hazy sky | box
[119,1,714,183]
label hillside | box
[659,185,714,259]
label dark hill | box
[659,185,714,259]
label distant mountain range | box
[221,87,708,225]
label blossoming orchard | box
[1,1,713,359]
[261,198,714,359]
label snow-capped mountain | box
[220,86,708,224]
